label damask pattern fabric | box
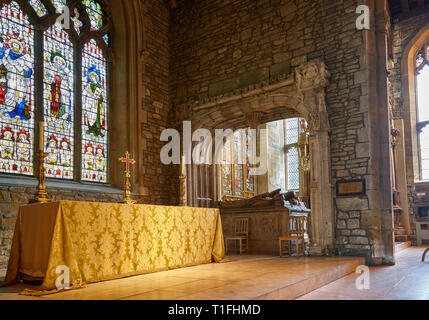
[3,201,225,296]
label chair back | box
[288,216,307,236]
[234,218,249,236]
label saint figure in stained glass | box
[43,22,74,179]
[82,39,108,183]
[95,145,105,172]
[3,33,33,121]
[85,66,104,137]
[16,129,31,161]
[84,142,94,171]
[0,126,14,160]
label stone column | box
[295,60,335,256]
[308,129,335,255]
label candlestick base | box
[30,195,53,204]
[117,199,137,205]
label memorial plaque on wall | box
[336,180,365,196]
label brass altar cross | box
[119,151,136,177]
[118,151,136,204]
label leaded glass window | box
[43,23,74,179]
[267,118,302,193]
[416,44,429,180]
[83,0,103,31]
[0,0,110,184]
[221,128,255,201]
[0,1,35,176]
[82,39,108,183]
[285,118,300,191]
[28,0,48,17]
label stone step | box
[254,257,365,300]
[395,241,411,253]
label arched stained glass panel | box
[103,34,109,46]
[51,0,67,11]
[28,0,48,17]
[0,1,35,176]
[72,8,84,35]
[82,39,108,183]
[43,23,74,180]
[82,0,103,31]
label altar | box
[2,201,225,295]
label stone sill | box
[415,181,429,185]
[0,175,123,194]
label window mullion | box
[284,120,289,191]
[34,26,44,167]
[75,42,83,183]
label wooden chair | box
[279,215,307,257]
[225,218,249,255]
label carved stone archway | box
[183,60,335,256]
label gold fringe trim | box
[20,279,87,297]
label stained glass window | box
[83,0,103,31]
[82,39,108,183]
[28,0,48,17]
[222,138,232,196]
[221,129,255,200]
[43,23,74,179]
[0,1,35,176]
[416,46,429,181]
[0,0,110,183]
[51,0,67,11]
[72,8,84,35]
[245,129,254,193]
[103,34,109,46]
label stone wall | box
[139,0,178,205]
[170,0,374,261]
[389,9,429,245]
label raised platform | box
[1,255,364,300]
[395,241,411,253]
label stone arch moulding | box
[184,59,335,256]
[400,22,429,182]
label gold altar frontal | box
[3,201,225,296]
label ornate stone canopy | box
[185,59,331,134]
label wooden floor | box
[0,255,363,300]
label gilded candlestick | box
[179,155,187,206]
[31,151,52,203]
